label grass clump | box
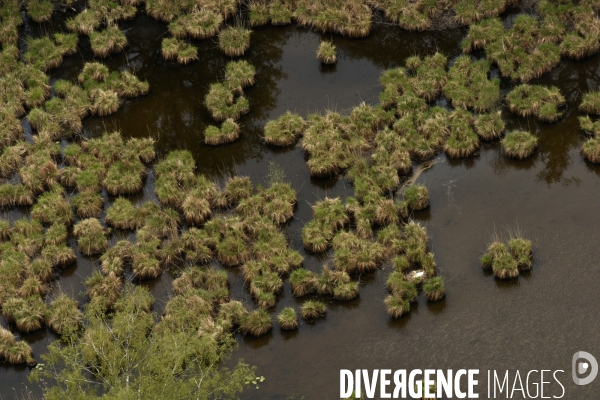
[506,84,565,122]
[423,277,445,301]
[384,294,410,318]
[295,0,372,37]
[580,91,600,115]
[204,83,249,122]
[161,38,198,65]
[581,137,600,163]
[501,130,538,159]
[481,233,533,279]
[85,270,122,309]
[277,307,298,330]
[31,187,73,226]
[219,26,251,57]
[403,184,429,211]
[204,119,240,145]
[73,218,108,255]
[301,300,326,320]
[444,56,500,112]
[27,0,54,23]
[289,268,315,296]
[72,191,104,218]
[249,1,269,27]
[333,281,359,300]
[508,237,533,271]
[225,60,256,94]
[317,41,337,64]
[475,111,505,141]
[66,9,102,35]
[47,294,82,337]
[241,309,272,337]
[264,111,305,146]
[90,26,128,58]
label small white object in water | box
[407,270,425,281]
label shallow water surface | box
[3,6,600,400]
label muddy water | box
[3,6,600,399]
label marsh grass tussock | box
[204,82,250,122]
[423,276,445,301]
[501,130,538,159]
[580,91,600,115]
[506,84,565,122]
[317,41,337,64]
[73,218,108,255]
[277,307,298,330]
[481,233,533,279]
[161,38,198,64]
[475,111,505,141]
[27,0,54,23]
[301,300,326,320]
[264,111,306,146]
[204,119,240,145]
[47,294,82,336]
[384,294,410,318]
[403,184,429,211]
[242,309,272,337]
[581,137,600,163]
[219,26,251,57]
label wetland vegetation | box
[0,0,599,398]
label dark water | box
[3,5,600,400]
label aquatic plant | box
[3,339,34,365]
[249,1,270,27]
[580,91,600,115]
[506,84,565,122]
[204,119,240,145]
[295,0,372,37]
[27,0,54,23]
[85,270,122,309]
[241,309,272,337]
[333,281,359,300]
[301,300,326,320]
[225,60,256,94]
[66,9,102,35]
[290,268,316,296]
[423,277,445,301]
[492,252,519,279]
[443,110,479,159]
[475,111,505,141]
[219,26,251,57]
[31,187,73,226]
[508,237,532,271]
[277,307,298,330]
[384,294,410,318]
[444,56,500,112]
[403,184,429,211]
[204,83,249,121]
[90,26,128,58]
[73,218,108,255]
[317,41,337,64]
[161,38,198,64]
[47,294,82,336]
[582,137,600,163]
[501,130,538,159]
[13,295,46,332]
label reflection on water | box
[3,5,600,400]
